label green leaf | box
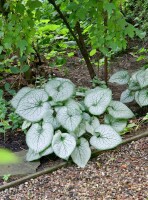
[71,138,91,168]
[108,101,134,119]
[0,46,3,54]
[84,87,112,115]
[10,67,20,74]
[20,65,30,73]
[26,123,53,153]
[90,49,96,56]
[90,125,122,150]
[16,89,49,122]
[22,120,31,130]
[109,70,130,85]
[52,131,76,159]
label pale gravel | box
[0,137,147,200]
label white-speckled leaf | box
[120,89,134,103]
[45,79,75,102]
[135,89,148,107]
[104,114,127,132]
[26,148,40,161]
[52,132,76,159]
[90,125,122,150]
[11,87,32,109]
[26,123,53,153]
[84,87,112,115]
[108,101,134,119]
[16,89,49,122]
[71,138,91,168]
[109,70,130,85]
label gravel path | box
[1,137,147,200]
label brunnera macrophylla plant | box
[109,68,148,107]
[11,77,134,168]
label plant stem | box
[48,0,96,79]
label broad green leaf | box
[107,101,134,119]
[71,138,91,168]
[20,65,30,73]
[45,79,75,102]
[86,117,100,135]
[135,89,148,107]
[109,70,130,85]
[26,148,40,162]
[26,123,53,153]
[120,89,134,103]
[52,132,76,159]
[90,125,122,150]
[136,69,148,88]
[10,67,20,74]
[40,145,53,157]
[84,87,112,115]
[16,89,49,122]
[0,46,3,54]
[22,120,31,130]
[0,149,18,164]
[11,87,32,109]
[104,114,127,132]
[90,49,96,56]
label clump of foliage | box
[0,91,23,135]
[11,77,134,167]
[124,0,148,33]
[109,67,148,107]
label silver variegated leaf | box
[84,87,112,115]
[52,132,76,159]
[120,89,134,103]
[11,87,32,109]
[26,148,40,161]
[104,114,127,132]
[16,89,49,122]
[108,101,134,119]
[71,138,91,168]
[90,125,122,150]
[109,70,130,85]
[135,89,148,107]
[26,123,53,153]
[136,69,148,88]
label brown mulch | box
[0,137,147,200]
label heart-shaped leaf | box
[86,117,100,135]
[71,138,91,168]
[107,101,134,119]
[11,87,32,109]
[40,145,53,157]
[120,89,134,103]
[16,89,49,122]
[45,78,75,102]
[109,70,130,85]
[57,104,82,132]
[90,125,122,150]
[26,123,53,153]
[43,109,60,129]
[135,89,148,107]
[52,132,76,159]
[136,69,148,88]
[84,87,112,115]
[104,114,127,132]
